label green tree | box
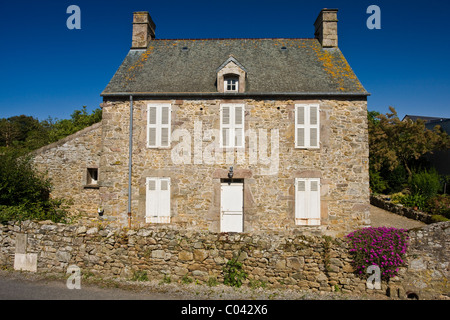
[369,107,450,178]
[0,106,102,152]
[45,106,102,143]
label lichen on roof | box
[102,38,368,96]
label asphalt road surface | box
[0,272,172,300]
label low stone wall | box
[370,195,433,224]
[399,222,450,299]
[0,220,448,299]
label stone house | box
[33,9,370,237]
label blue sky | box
[0,0,449,121]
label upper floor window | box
[217,57,247,93]
[295,104,320,149]
[224,76,239,92]
[147,103,171,148]
[220,103,245,148]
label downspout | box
[127,95,133,229]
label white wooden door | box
[220,182,244,232]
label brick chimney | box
[314,9,338,48]
[131,12,156,49]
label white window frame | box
[146,177,171,224]
[295,178,321,226]
[224,76,239,92]
[220,103,245,148]
[295,104,320,149]
[147,103,171,148]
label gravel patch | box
[369,205,426,230]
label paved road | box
[0,271,173,300]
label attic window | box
[217,57,247,93]
[224,76,239,92]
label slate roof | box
[403,115,450,123]
[101,38,368,98]
[426,119,450,134]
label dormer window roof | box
[217,56,247,93]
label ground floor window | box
[295,178,321,226]
[146,177,171,223]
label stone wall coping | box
[370,195,434,224]
[31,122,102,156]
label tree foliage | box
[0,106,102,152]
[0,150,67,224]
[0,106,100,223]
[369,107,450,178]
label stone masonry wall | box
[100,97,370,236]
[32,123,102,218]
[1,220,448,299]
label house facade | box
[33,9,370,237]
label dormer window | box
[225,76,239,92]
[217,57,247,93]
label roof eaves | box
[101,91,371,98]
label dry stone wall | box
[1,220,448,299]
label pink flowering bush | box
[346,227,409,280]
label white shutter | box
[159,178,171,223]
[295,105,305,148]
[295,104,319,149]
[234,105,244,147]
[308,180,320,225]
[147,104,171,148]
[221,104,245,148]
[309,105,319,148]
[146,178,158,220]
[148,106,158,147]
[160,105,171,147]
[295,178,321,226]
[146,177,171,223]
[221,105,231,147]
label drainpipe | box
[127,95,133,229]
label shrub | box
[346,227,409,280]
[390,192,406,204]
[0,151,67,224]
[222,257,248,288]
[369,169,388,194]
[399,194,428,211]
[427,194,450,219]
[409,169,441,199]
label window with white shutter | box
[295,178,321,226]
[147,103,171,148]
[220,104,244,148]
[146,177,171,223]
[295,104,319,149]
